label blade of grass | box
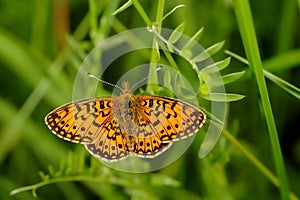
[263,70,300,99]
[30,0,50,50]
[0,98,66,166]
[0,7,94,164]
[0,50,69,164]
[275,0,297,53]
[232,0,290,199]
[225,49,300,72]
[225,50,300,100]
[219,125,298,200]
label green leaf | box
[201,93,245,102]
[182,27,204,50]
[221,70,246,85]
[177,85,198,99]
[201,57,231,73]
[202,71,246,88]
[206,41,225,56]
[199,83,210,96]
[192,51,210,63]
[180,28,204,60]
[180,48,193,59]
[167,23,185,51]
[174,71,197,100]
[38,171,49,181]
[192,41,225,63]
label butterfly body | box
[45,82,206,162]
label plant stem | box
[155,0,165,28]
[132,0,152,27]
[219,125,298,200]
[232,0,290,199]
[147,0,165,92]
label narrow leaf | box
[175,71,196,99]
[205,70,246,87]
[198,83,210,96]
[192,51,210,63]
[221,70,246,85]
[162,4,186,21]
[206,41,225,56]
[112,0,132,15]
[201,93,245,102]
[168,23,185,45]
[163,70,172,87]
[263,70,300,99]
[192,41,225,63]
[182,27,204,50]
[180,48,193,59]
[201,57,231,73]
[38,171,49,181]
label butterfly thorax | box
[113,82,143,127]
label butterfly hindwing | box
[85,117,130,162]
[133,124,172,157]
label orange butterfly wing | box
[45,98,113,144]
[131,96,206,156]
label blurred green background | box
[0,0,299,199]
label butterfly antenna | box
[131,66,162,89]
[86,72,123,92]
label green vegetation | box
[0,0,299,199]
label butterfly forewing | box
[45,98,113,144]
[133,96,206,142]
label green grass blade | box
[263,70,300,99]
[112,0,132,15]
[233,0,290,199]
[225,50,300,100]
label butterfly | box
[45,81,206,162]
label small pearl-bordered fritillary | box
[45,82,206,162]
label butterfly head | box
[121,82,132,95]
